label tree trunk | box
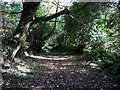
[11,2,40,58]
[11,2,70,58]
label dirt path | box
[2,53,120,89]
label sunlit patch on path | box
[26,54,76,60]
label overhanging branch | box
[34,9,70,22]
[33,3,90,23]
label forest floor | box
[2,52,120,89]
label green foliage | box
[21,41,30,50]
[52,45,76,53]
[64,2,120,54]
[2,35,16,53]
[2,2,22,54]
[28,4,66,52]
[64,3,108,48]
[2,34,30,54]
[42,43,53,53]
[85,48,120,75]
[27,22,53,51]
[3,2,119,56]
[64,2,94,45]
[2,2,22,25]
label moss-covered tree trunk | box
[11,2,40,58]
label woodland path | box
[2,52,120,89]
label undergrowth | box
[79,48,120,76]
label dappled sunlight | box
[42,60,89,74]
[16,65,31,73]
[2,67,28,77]
[45,62,58,70]
[59,67,67,70]
[62,62,75,66]
[2,58,33,77]
[76,68,88,73]
[27,54,76,61]
[3,54,120,89]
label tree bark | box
[11,2,40,58]
[11,2,70,58]
[13,2,40,36]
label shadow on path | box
[2,53,120,89]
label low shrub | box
[85,48,120,75]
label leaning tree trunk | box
[11,2,40,58]
[11,2,70,59]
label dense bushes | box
[84,48,120,75]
